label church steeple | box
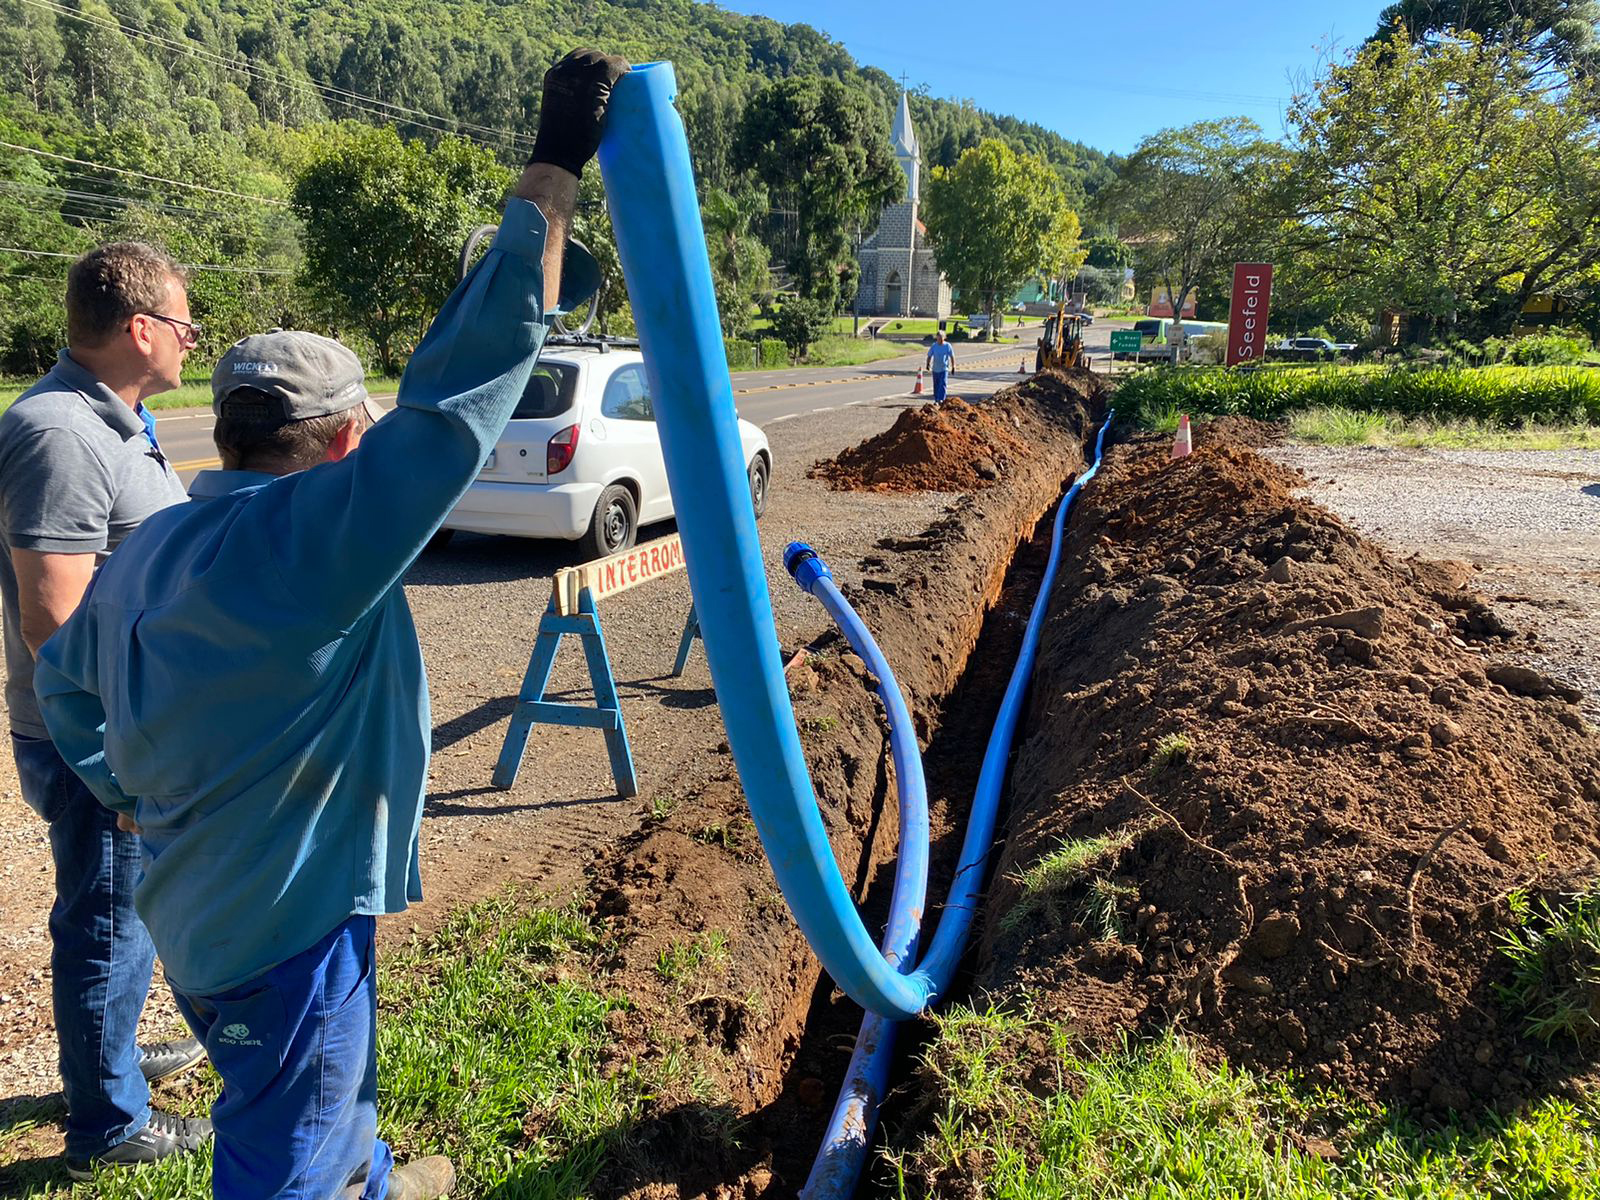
[892,90,919,202]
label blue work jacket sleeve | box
[265,197,595,630]
[33,595,137,817]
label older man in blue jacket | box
[35,48,628,1200]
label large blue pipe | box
[802,414,1115,1198]
[597,63,927,1019]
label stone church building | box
[855,93,953,318]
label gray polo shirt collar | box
[189,468,280,499]
[50,350,147,442]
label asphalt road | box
[158,320,1131,484]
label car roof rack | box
[542,333,642,354]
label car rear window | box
[513,363,579,419]
[1132,320,1161,336]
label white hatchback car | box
[437,339,771,558]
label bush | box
[1504,331,1591,366]
[1115,365,1600,428]
[771,297,832,363]
[723,338,791,369]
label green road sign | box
[1109,330,1144,353]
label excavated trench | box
[576,400,1600,1198]
[751,501,1066,1196]
[582,372,1107,1198]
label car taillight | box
[547,424,580,474]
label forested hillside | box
[0,0,1112,374]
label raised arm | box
[251,50,627,631]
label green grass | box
[0,376,404,413]
[726,335,905,372]
[1149,733,1192,773]
[1,896,673,1199]
[1116,364,1600,429]
[1497,887,1600,1045]
[654,930,730,987]
[1001,827,1144,937]
[1289,406,1600,449]
[892,1010,1600,1199]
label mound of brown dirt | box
[810,381,1069,492]
[982,428,1600,1110]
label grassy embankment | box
[1122,365,1600,449]
[6,890,1597,1198]
[891,1007,1599,1198]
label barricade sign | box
[494,533,698,798]
[555,532,687,614]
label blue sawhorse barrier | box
[492,587,638,797]
[672,605,703,677]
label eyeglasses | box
[135,312,204,346]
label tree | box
[291,127,510,374]
[1370,0,1600,70]
[1285,33,1600,339]
[0,0,69,114]
[703,185,771,339]
[734,77,902,314]
[1097,119,1283,343]
[923,140,1083,335]
[771,296,832,363]
[1084,235,1132,270]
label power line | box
[0,246,295,276]
[0,180,263,223]
[22,0,535,153]
[0,141,288,206]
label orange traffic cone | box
[1171,413,1193,459]
[1018,358,1027,373]
[912,368,924,395]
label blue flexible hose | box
[800,413,1115,1199]
[598,62,927,1020]
[784,544,928,974]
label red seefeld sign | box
[1225,263,1274,366]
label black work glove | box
[528,48,631,177]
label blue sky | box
[716,1,1391,154]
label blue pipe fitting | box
[597,64,928,1022]
[784,541,834,595]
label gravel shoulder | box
[1264,445,1600,719]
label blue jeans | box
[12,732,155,1160]
[931,370,948,401]
[172,916,392,1200]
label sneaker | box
[385,1155,456,1200]
[138,1036,206,1083]
[64,1110,213,1179]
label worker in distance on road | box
[0,242,209,1178]
[35,47,628,1200]
[925,328,956,401]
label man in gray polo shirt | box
[0,242,209,1176]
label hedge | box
[1115,365,1600,427]
[724,338,789,369]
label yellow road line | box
[171,456,220,472]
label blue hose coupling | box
[784,542,833,595]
